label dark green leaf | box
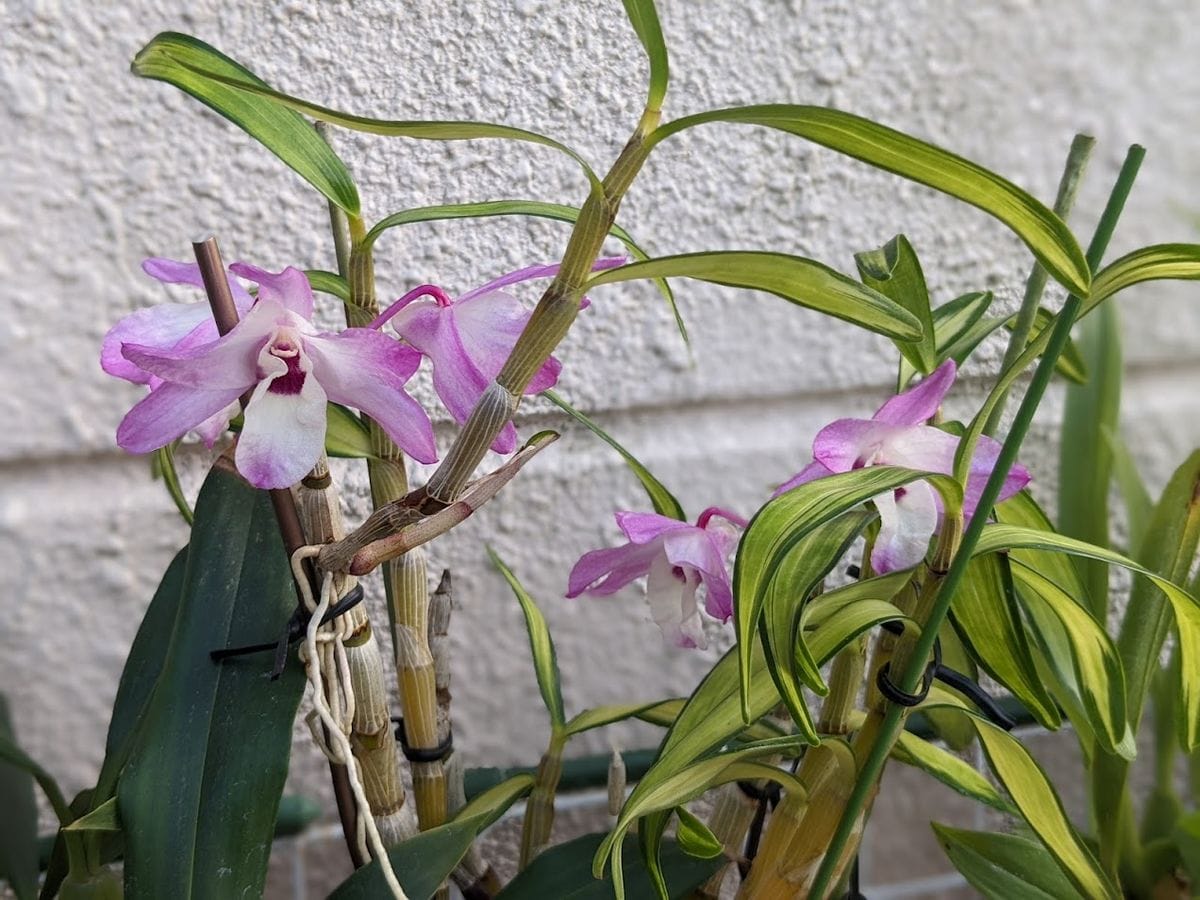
[1104,426,1152,552]
[132,33,360,214]
[933,824,1081,899]
[497,832,718,900]
[648,106,1090,296]
[63,799,119,833]
[0,697,39,900]
[587,251,922,341]
[949,555,1061,729]
[543,390,684,520]
[488,549,566,730]
[332,775,534,899]
[855,234,936,373]
[136,35,601,192]
[117,461,305,899]
[1174,811,1200,885]
[364,200,683,342]
[92,547,188,805]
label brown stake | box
[191,235,365,868]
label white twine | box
[292,547,407,900]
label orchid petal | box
[615,510,693,545]
[303,328,437,464]
[773,460,834,497]
[117,381,243,454]
[871,480,939,573]
[812,419,896,473]
[963,435,1031,518]
[102,302,214,384]
[874,359,956,425]
[192,401,240,448]
[453,290,561,393]
[229,262,314,318]
[120,297,284,390]
[662,529,734,622]
[881,425,960,473]
[566,540,662,597]
[234,349,327,489]
[142,257,253,308]
[645,553,707,649]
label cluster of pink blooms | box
[104,260,1027,648]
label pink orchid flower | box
[775,360,1030,574]
[102,258,255,445]
[110,262,436,489]
[373,257,626,454]
[566,507,747,649]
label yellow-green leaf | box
[488,550,566,730]
[648,106,1089,296]
[587,251,923,341]
[620,0,669,110]
[855,234,936,373]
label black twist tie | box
[301,471,333,489]
[393,717,454,763]
[876,636,941,708]
[736,780,781,808]
[209,583,367,674]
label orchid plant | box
[4,3,1200,900]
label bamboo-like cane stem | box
[341,226,449,836]
[519,735,566,869]
[294,459,417,845]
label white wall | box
[3,0,1199,885]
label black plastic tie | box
[393,717,454,763]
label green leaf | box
[648,106,1090,296]
[0,722,70,827]
[621,0,669,111]
[0,697,39,900]
[564,702,671,738]
[896,289,997,388]
[949,554,1061,730]
[1104,426,1153,552]
[93,547,188,805]
[324,402,374,459]
[673,808,723,859]
[1174,811,1200,885]
[363,201,683,340]
[543,389,685,520]
[1087,243,1200,315]
[1008,561,1131,758]
[973,522,1200,750]
[932,306,1086,389]
[760,512,872,739]
[151,444,193,524]
[305,269,350,302]
[925,707,1118,899]
[933,824,1081,899]
[1014,308,1088,384]
[136,34,602,192]
[736,467,961,720]
[855,234,936,374]
[1059,293,1122,620]
[488,549,566,730]
[497,832,719,900]
[596,740,810,890]
[587,251,923,341]
[332,775,535,900]
[64,799,120,833]
[892,729,1013,813]
[131,33,360,214]
[117,461,305,898]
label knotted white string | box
[292,546,407,900]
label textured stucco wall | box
[4,0,1200,888]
